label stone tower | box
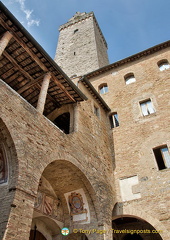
[54,12,109,77]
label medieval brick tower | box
[55,12,109,77]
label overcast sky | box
[1,0,170,64]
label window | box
[125,73,136,85]
[140,99,155,116]
[158,60,170,71]
[109,112,119,128]
[99,84,108,94]
[153,145,170,170]
[74,29,78,34]
[94,106,100,117]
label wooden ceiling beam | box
[51,73,76,102]
[3,50,59,106]
[0,19,48,72]
[17,75,45,94]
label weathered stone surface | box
[55,12,109,77]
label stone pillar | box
[36,72,51,114]
[0,31,13,57]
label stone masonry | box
[55,12,109,77]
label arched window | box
[124,73,136,85]
[0,145,8,184]
[53,112,70,134]
[99,83,108,94]
[158,60,170,71]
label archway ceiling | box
[42,161,87,195]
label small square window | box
[140,99,155,116]
[109,113,119,128]
[153,145,170,170]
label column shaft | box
[0,31,13,57]
[36,72,51,114]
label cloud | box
[16,0,40,27]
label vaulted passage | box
[29,160,97,239]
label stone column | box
[0,31,13,57]
[36,72,51,114]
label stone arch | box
[47,103,76,133]
[112,203,169,240]
[0,118,18,239]
[30,159,104,239]
[29,216,61,240]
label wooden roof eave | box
[0,2,87,103]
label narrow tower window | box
[74,29,79,34]
[99,84,108,94]
[94,105,100,118]
[153,145,170,170]
[109,112,119,128]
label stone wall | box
[89,48,170,239]
[0,79,115,240]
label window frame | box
[98,83,108,94]
[109,112,119,129]
[94,105,100,118]
[139,99,155,116]
[157,60,170,71]
[124,73,136,85]
[153,145,170,170]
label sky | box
[1,0,170,64]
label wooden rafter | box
[17,75,45,94]
[2,50,59,106]
[51,73,76,102]
[0,19,48,72]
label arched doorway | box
[29,229,47,240]
[112,216,163,240]
[29,160,97,239]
